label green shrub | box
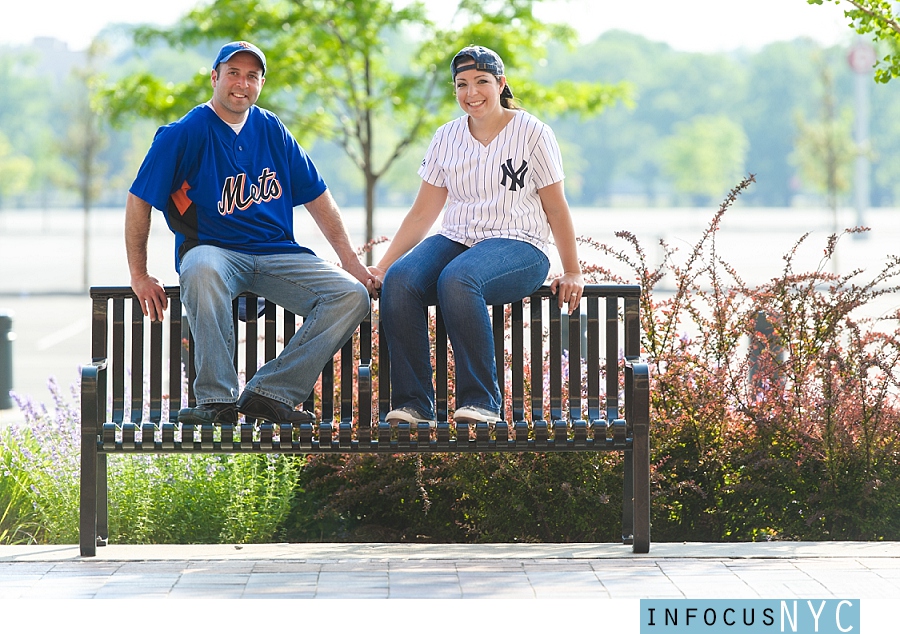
[287,452,623,543]
[1,380,303,545]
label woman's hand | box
[549,271,584,315]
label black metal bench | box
[79,284,650,556]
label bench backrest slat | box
[130,299,144,424]
[186,313,196,407]
[377,315,390,420]
[265,300,277,363]
[245,294,259,382]
[168,294,183,421]
[549,300,562,421]
[492,305,505,420]
[529,297,543,422]
[149,318,163,423]
[569,309,582,422]
[341,336,354,423]
[434,307,449,423]
[112,298,125,424]
[358,312,372,432]
[321,358,334,422]
[587,297,601,422]
[624,295,641,360]
[606,296,619,422]
[511,301,525,422]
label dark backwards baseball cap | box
[213,41,267,76]
[451,45,505,80]
[451,45,514,100]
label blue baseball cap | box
[451,45,505,80]
[212,41,267,76]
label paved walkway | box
[1,542,894,631]
[1,541,898,600]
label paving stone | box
[240,589,318,599]
[461,588,536,599]
[388,584,463,599]
[174,573,250,586]
[315,590,388,599]
[0,563,55,574]
[251,562,323,573]
[243,572,320,586]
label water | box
[1,204,899,412]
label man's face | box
[210,51,265,123]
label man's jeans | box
[180,245,370,407]
[381,235,550,418]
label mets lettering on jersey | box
[218,168,283,215]
[129,103,327,272]
[417,109,565,254]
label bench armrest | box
[80,360,107,435]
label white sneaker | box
[453,406,501,425]
[386,407,436,428]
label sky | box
[2,0,854,53]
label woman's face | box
[454,67,506,118]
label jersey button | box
[238,146,244,151]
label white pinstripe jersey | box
[418,109,565,254]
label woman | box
[368,45,584,427]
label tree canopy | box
[100,0,628,259]
[808,0,900,82]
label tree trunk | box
[365,174,376,266]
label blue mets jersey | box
[130,103,327,272]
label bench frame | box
[79,284,650,556]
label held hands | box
[341,258,380,299]
[131,274,168,322]
[549,271,584,315]
[366,265,386,299]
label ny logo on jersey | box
[500,159,528,192]
[218,168,283,216]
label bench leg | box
[79,365,101,557]
[97,454,108,547]
[622,450,634,545]
[631,424,650,553]
[79,424,98,557]
[630,362,651,554]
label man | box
[126,41,373,426]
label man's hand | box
[132,274,168,321]
[549,271,584,315]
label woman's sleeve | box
[530,123,566,189]
[417,127,447,188]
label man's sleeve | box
[284,127,327,206]
[129,124,188,211]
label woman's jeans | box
[381,235,550,418]
[179,245,370,407]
